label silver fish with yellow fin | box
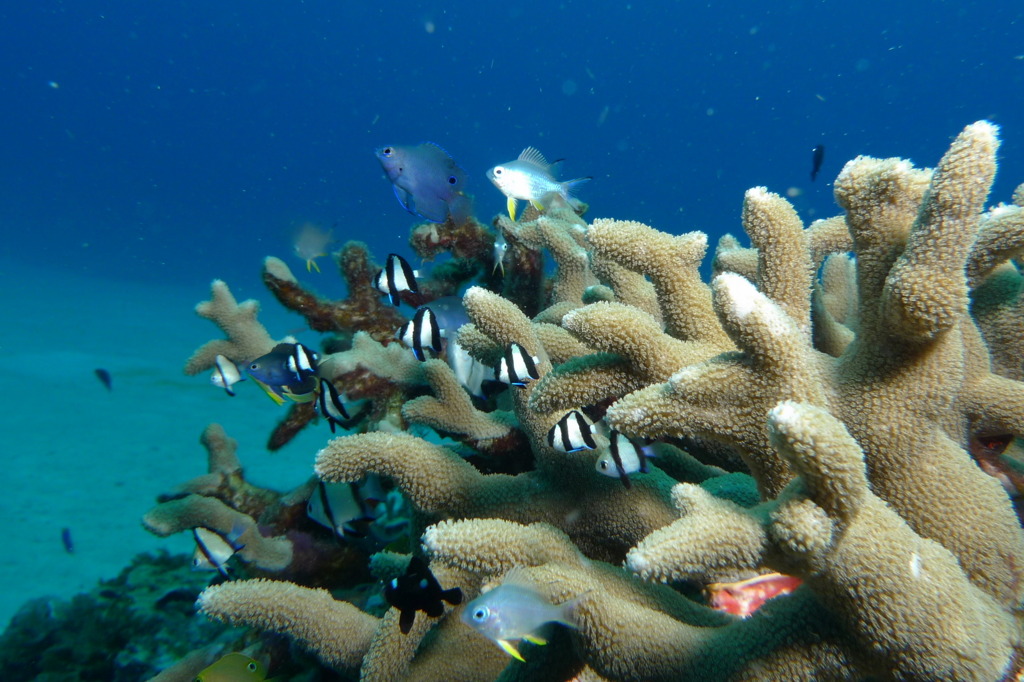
[462,567,578,661]
[487,147,591,221]
[292,222,334,273]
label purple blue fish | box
[376,142,472,223]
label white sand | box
[0,258,329,627]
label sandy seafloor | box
[0,255,326,629]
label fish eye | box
[599,460,609,471]
[473,607,488,621]
[447,175,458,185]
[250,363,258,370]
[382,147,393,156]
[247,662,258,672]
[493,167,503,176]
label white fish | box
[492,233,509,275]
[547,410,597,452]
[373,253,419,306]
[447,334,492,398]
[462,568,577,661]
[486,147,591,221]
[211,354,245,397]
[595,431,653,488]
[494,343,540,386]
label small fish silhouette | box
[94,368,113,391]
[810,144,825,182]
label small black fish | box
[810,144,825,182]
[94,368,113,391]
[61,527,74,554]
[384,556,463,634]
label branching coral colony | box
[147,122,1024,681]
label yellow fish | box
[292,223,334,273]
[194,653,271,681]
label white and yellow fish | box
[462,567,578,661]
[486,147,591,221]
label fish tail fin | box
[557,591,592,628]
[562,176,592,197]
[226,520,248,550]
[447,193,474,224]
[441,587,463,605]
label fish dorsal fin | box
[423,141,453,157]
[502,565,539,589]
[518,146,550,170]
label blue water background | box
[0,0,1022,637]
[3,0,1022,292]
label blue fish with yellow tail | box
[245,342,319,405]
[376,142,472,223]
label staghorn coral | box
[149,122,1024,680]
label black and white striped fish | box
[192,522,246,578]
[595,431,651,488]
[547,410,597,452]
[211,354,245,396]
[398,306,443,361]
[373,253,419,306]
[307,478,384,541]
[494,343,540,386]
[317,378,351,433]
